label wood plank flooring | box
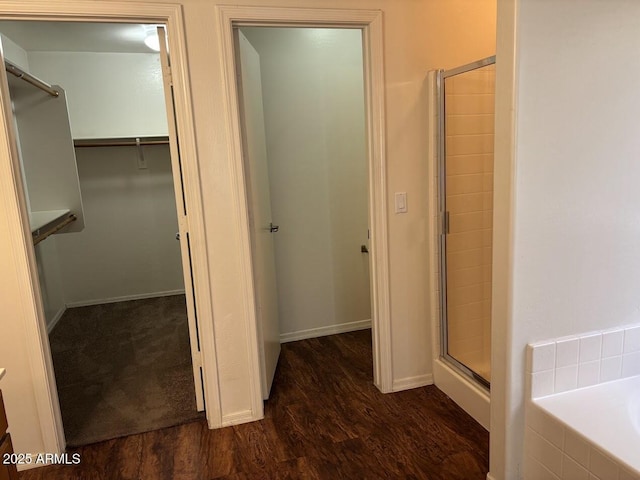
[20,330,489,479]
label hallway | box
[21,330,488,479]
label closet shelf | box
[30,209,70,232]
[73,136,169,148]
[30,209,77,246]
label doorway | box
[235,26,372,398]
[0,19,206,447]
[216,7,390,406]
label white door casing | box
[215,5,391,420]
[235,30,281,400]
[0,28,67,454]
[158,26,205,411]
[0,2,221,456]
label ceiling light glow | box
[142,24,162,52]
[144,33,160,51]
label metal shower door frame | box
[437,55,496,391]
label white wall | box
[0,203,48,464]
[9,81,85,233]
[3,38,86,331]
[183,0,494,422]
[241,28,370,338]
[0,0,496,459]
[2,38,182,313]
[27,51,167,139]
[492,0,640,478]
[0,34,29,70]
[34,240,66,331]
[55,145,184,306]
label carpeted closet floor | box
[49,295,204,446]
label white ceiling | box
[0,21,161,54]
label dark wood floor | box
[20,330,489,479]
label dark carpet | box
[49,295,203,447]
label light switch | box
[395,192,407,213]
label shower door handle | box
[443,211,450,235]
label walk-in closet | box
[0,22,203,446]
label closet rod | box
[33,214,77,246]
[74,137,170,148]
[5,61,59,97]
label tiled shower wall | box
[444,65,495,380]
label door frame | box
[0,1,221,455]
[216,5,392,417]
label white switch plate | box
[395,192,407,213]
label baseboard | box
[280,319,371,343]
[65,289,186,308]
[221,409,258,427]
[392,373,434,392]
[486,473,497,480]
[46,305,67,334]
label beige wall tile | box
[447,230,485,252]
[447,248,487,270]
[482,281,491,299]
[447,282,485,306]
[446,174,484,195]
[449,316,484,339]
[446,94,495,115]
[446,133,494,155]
[449,211,484,233]
[482,192,493,210]
[483,210,493,228]
[446,69,495,95]
[482,246,492,265]
[483,154,493,172]
[449,301,486,323]
[483,265,492,283]
[446,114,495,135]
[446,192,485,213]
[443,66,494,381]
[446,154,490,175]
[482,300,491,318]
[482,228,492,247]
[449,336,485,359]
[448,265,484,288]
[483,173,493,192]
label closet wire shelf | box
[32,213,77,246]
[73,137,170,148]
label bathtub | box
[533,376,640,480]
[525,325,640,479]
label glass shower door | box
[439,57,495,387]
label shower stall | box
[437,56,495,391]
